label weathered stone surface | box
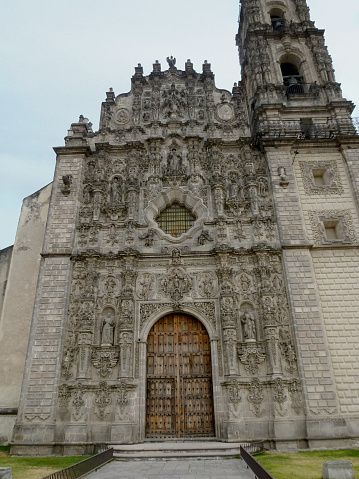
[322,461,355,479]
[0,467,13,479]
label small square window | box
[322,219,341,241]
[312,168,326,186]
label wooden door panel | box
[146,314,214,438]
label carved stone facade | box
[1,0,359,454]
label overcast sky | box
[1,0,358,250]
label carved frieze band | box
[223,377,305,419]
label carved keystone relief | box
[309,210,356,245]
[300,160,343,195]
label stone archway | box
[146,313,215,438]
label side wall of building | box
[0,183,52,444]
[293,145,359,444]
[0,246,13,319]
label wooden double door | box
[146,313,214,438]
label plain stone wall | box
[15,150,86,442]
[0,246,13,319]
[312,250,359,415]
[292,148,359,415]
[0,184,52,443]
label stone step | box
[113,441,246,460]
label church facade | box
[1,0,359,454]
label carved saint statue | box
[101,311,115,346]
[241,311,256,341]
[214,188,224,217]
[108,177,122,204]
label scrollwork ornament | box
[238,343,266,375]
[247,378,264,416]
[58,384,71,419]
[273,378,287,416]
[62,346,77,379]
[117,381,129,413]
[72,382,85,421]
[91,348,119,378]
[228,380,241,405]
[94,381,112,420]
[288,378,304,415]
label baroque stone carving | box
[100,310,116,346]
[185,301,216,329]
[91,347,119,378]
[279,329,297,373]
[137,273,156,300]
[94,381,112,419]
[117,381,129,413]
[238,342,266,375]
[161,267,192,305]
[197,272,217,298]
[300,160,343,195]
[58,384,71,419]
[273,378,287,416]
[72,382,85,421]
[309,210,356,246]
[247,378,264,416]
[288,379,304,415]
[240,310,257,341]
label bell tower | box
[237,0,355,131]
[237,0,359,448]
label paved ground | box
[85,458,255,478]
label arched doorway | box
[146,313,215,438]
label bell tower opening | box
[281,62,304,94]
[146,313,215,438]
[270,9,286,31]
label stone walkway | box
[85,458,255,478]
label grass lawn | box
[0,446,90,479]
[255,449,359,479]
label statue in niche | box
[166,148,183,174]
[83,185,93,204]
[229,181,239,200]
[188,174,203,196]
[214,188,224,217]
[148,177,161,197]
[258,178,267,197]
[104,277,116,295]
[101,311,115,346]
[249,185,259,214]
[108,177,122,204]
[240,273,251,292]
[241,311,256,342]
